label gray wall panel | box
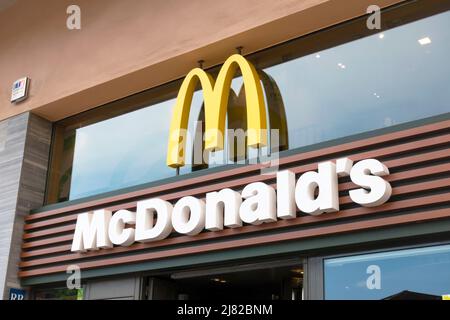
[0,113,51,299]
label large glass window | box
[67,100,175,200]
[324,244,450,300]
[45,1,450,204]
[264,9,450,149]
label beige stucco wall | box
[0,0,402,122]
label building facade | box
[0,0,449,300]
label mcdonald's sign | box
[70,53,392,251]
[166,54,269,168]
[70,58,395,252]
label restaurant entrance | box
[146,259,304,300]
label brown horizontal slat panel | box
[21,244,71,258]
[25,120,450,222]
[382,149,449,169]
[22,177,450,242]
[25,215,77,231]
[23,146,450,232]
[19,207,450,278]
[23,225,74,239]
[22,235,72,249]
[277,120,450,166]
[20,190,450,267]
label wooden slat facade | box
[19,119,450,279]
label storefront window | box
[263,9,450,150]
[324,244,450,300]
[68,99,176,200]
[45,2,450,204]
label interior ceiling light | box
[291,268,303,274]
[418,37,432,46]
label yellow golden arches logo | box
[166,54,268,168]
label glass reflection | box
[263,10,450,149]
[70,99,176,199]
[324,244,450,300]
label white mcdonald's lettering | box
[71,158,392,252]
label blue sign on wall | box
[9,288,26,300]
